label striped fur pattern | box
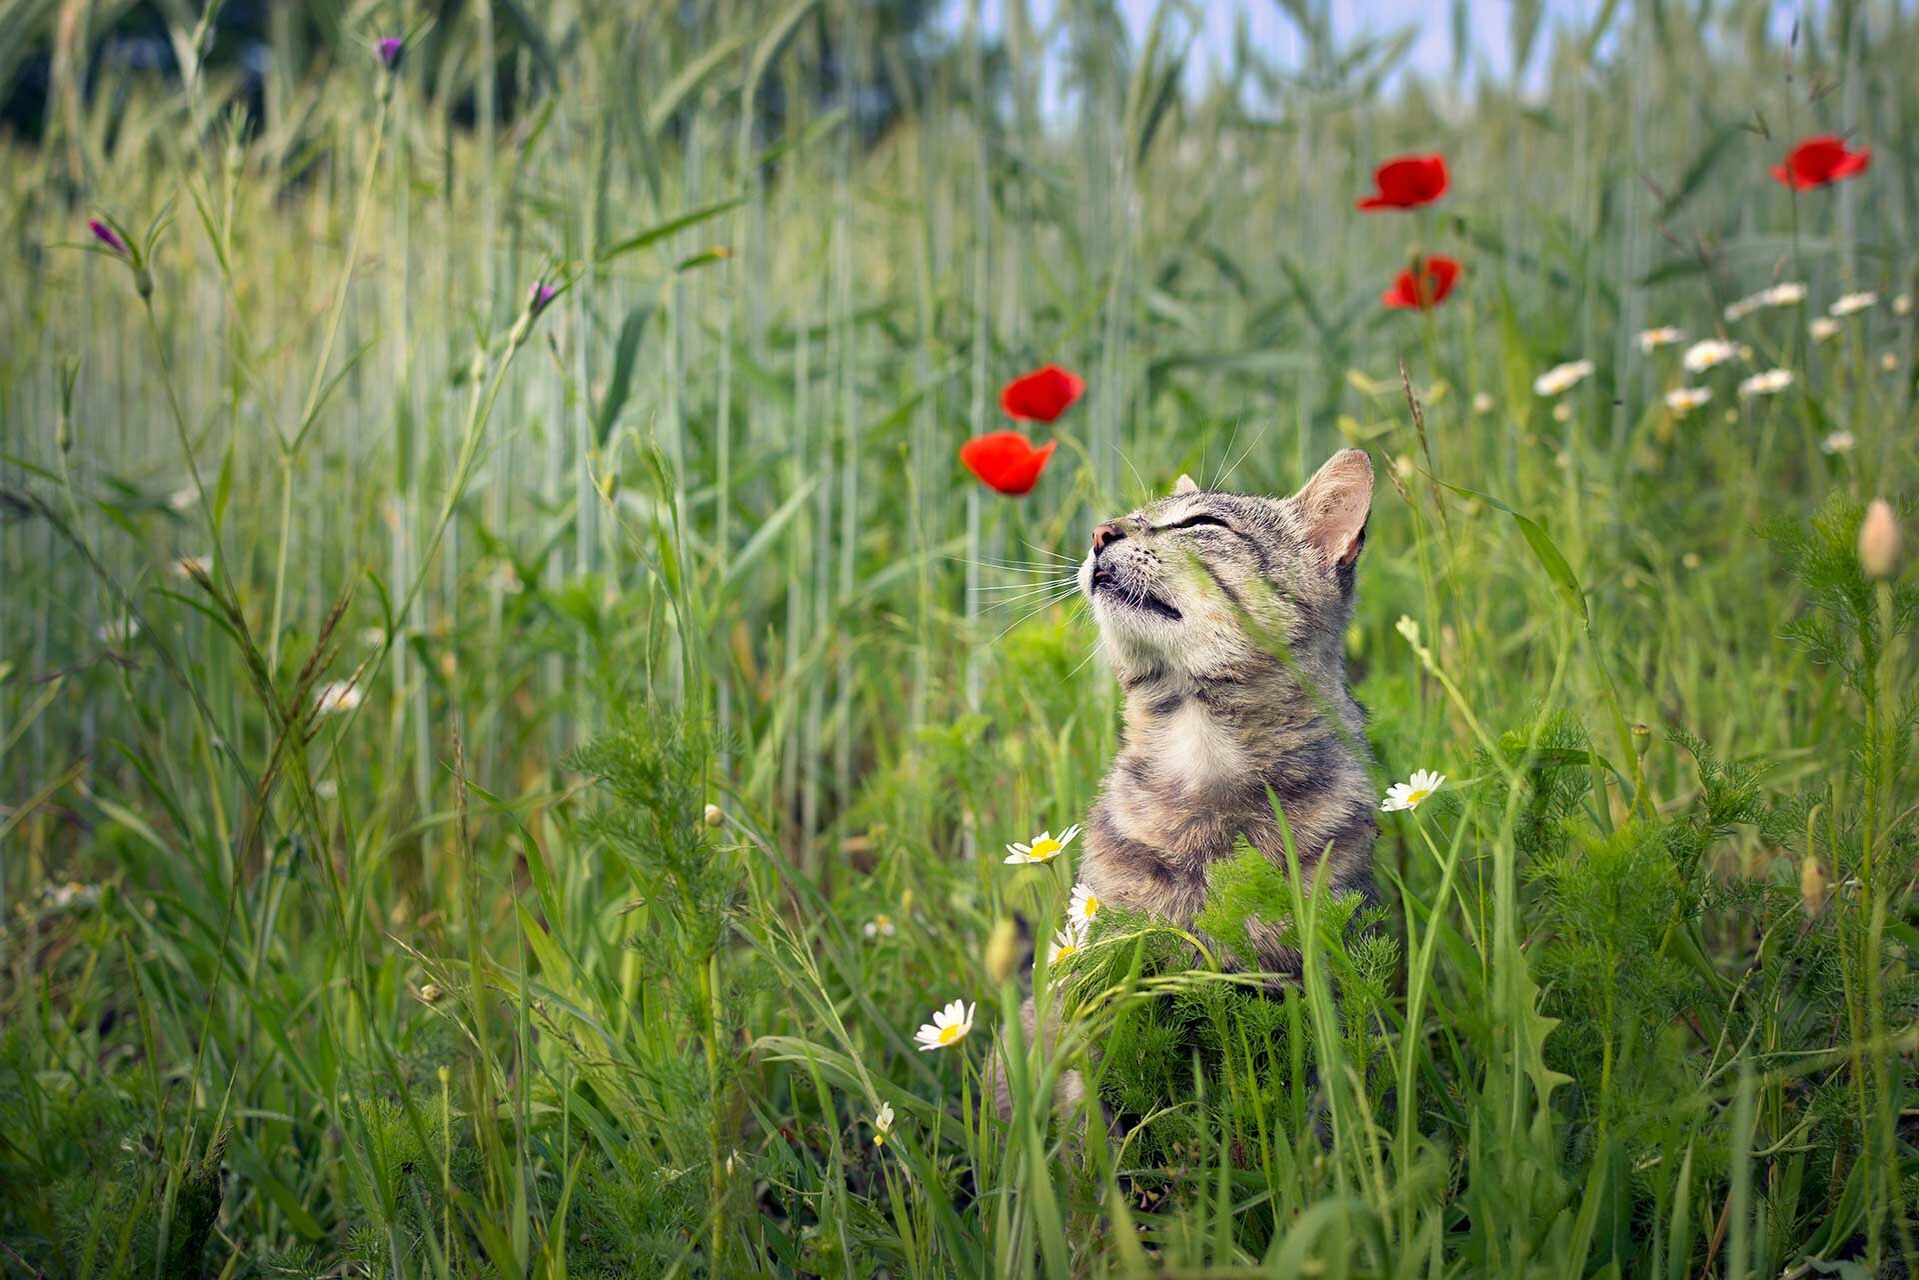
[1076,449,1379,973]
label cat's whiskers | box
[1214,418,1265,490]
[977,584,1081,614]
[1019,540,1078,563]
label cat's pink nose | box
[1092,522,1126,553]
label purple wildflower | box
[88,220,127,256]
[529,282,559,315]
[376,37,404,68]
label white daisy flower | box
[1471,391,1495,415]
[41,881,100,910]
[1003,824,1080,865]
[1809,317,1842,343]
[1664,386,1713,415]
[1682,339,1740,373]
[1636,326,1686,353]
[1738,368,1795,398]
[1830,291,1877,317]
[315,779,339,799]
[914,999,975,1052]
[1894,294,1912,317]
[1381,769,1445,813]
[1047,923,1088,966]
[862,914,897,939]
[314,681,362,716]
[1067,883,1103,928]
[166,486,197,512]
[1532,360,1595,397]
[490,560,525,594]
[1724,282,1806,322]
[872,1101,895,1146]
[1821,431,1856,455]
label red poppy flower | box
[999,365,1085,423]
[1382,255,1461,310]
[960,431,1057,496]
[1356,155,1449,211]
[1771,135,1870,190]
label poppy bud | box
[703,803,723,827]
[1632,723,1653,758]
[984,918,1019,985]
[1800,854,1827,917]
[1859,500,1900,579]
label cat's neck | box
[1115,655,1365,800]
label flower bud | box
[703,803,723,827]
[1632,723,1652,758]
[984,917,1019,985]
[1859,499,1900,579]
[87,219,127,256]
[1800,854,1827,918]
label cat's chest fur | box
[1076,679,1378,953]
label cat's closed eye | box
[1162,513,1232,532]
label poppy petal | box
[1381,256,1460,311]
[1357,154,1449,211]
[1774,136,1870,189]
[960,431,1057,496]
[999,365,1085,423]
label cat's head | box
[1077,449,1373,684]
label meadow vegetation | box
[2,1,1916,1275]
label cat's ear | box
[1173,473,1199,496]
[1292,449,1372,566]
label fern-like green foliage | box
[1066,840,1398,1225]
[1765,493,1919,695]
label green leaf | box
[646,32,752,136]
[598,197,745,266]
[1432,478,1588,624]
[594,305,653,446]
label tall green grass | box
[2,1,1916,1275]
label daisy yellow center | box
[1056,943,1078,959]
[1029,838,1060,860]
[1405,788,1431,806]
[937,1023,965,1045]
[1082,896,1100,917]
